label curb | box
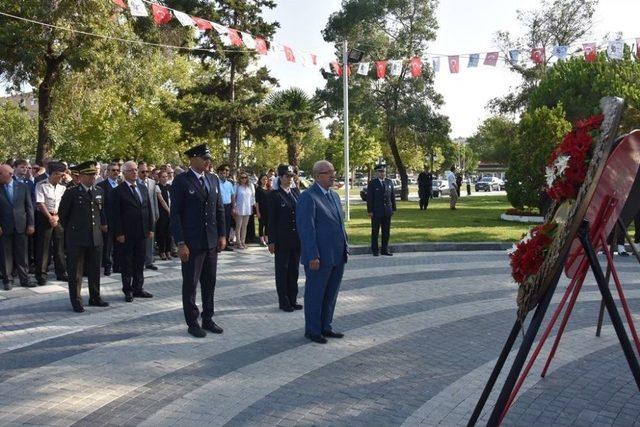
[348,242,512,255]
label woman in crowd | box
[155,170,172,260]
[233,172,255,249]
[255,173,271,247]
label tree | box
[490,0,598,114]
[324,119,382,176]
[319,0,448,200]
[529,49,640,132]
[506,105,571,210]
[264,88,322,167]
[299,123,332,174]
[0,102,37,161]
[467,116,519,163]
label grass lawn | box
[345,195,532,245]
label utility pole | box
[342,40,350,221]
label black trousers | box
[181,247,218,328]
[101,230,120,272]
[419,192,430,210]
[371,215,391,254]
[35,213,66,282]
[247,214,256,241]
[67,245,102,304]
[119,237,146,294]
[258,216,268,237]
[223,204,233,241]
[274,246,300,308]
[156,213,172,253]
[0,233,28,285]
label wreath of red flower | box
[509,222,557,286]
[546,114,604,201]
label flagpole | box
[343,39,350,221]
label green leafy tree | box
[325,119,382,176]
[467,116,518,163]
[506,105,571,210]
[0,102,37,161]
[251,135,288,173]
[319,0,448,200]
[299,123,332,174]
[490,0,598,114]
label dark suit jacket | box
[417,172,433,196]
[112,181,153,241]
[296,183,348,267]
[268,187,301,251]
[366,178,396,218]
[96,179,119,229]
[169,169,225,251]
[0,180,34,235]
[58,185,107,248]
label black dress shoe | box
[72,304,85,313]
[2,281,12,291]
[133,290,153,298]
[202,320,223,334]
[145,264,159,271]
[619,251,630,257]
[124,293,133,302]
[293,304,303,310]
[381,252,393,256]
[372,252,379,257]
[21,281,37,288]
[188,326,207,338]
[322,330,344,339]
[104,267,112,276]
[89,298,109,307]
[280,305,294,312]
[224,247,234,251]
[56,275,69,281]
[304,333,327,344]
[36,279,47,286]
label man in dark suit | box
[268,164,302,312]
[296,160,348,344]
[96,162,121,275]
[58,161,109,312]
[0,164,35,290]
[113,161,154,302]
[13,159,36,272]
[366,162,396,256]
[417,165,434,210]
[170,144,226,338]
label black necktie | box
[199,176,208,194]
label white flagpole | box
[343,40,350,221]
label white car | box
[475,177,504,192]
[431,180,450,197]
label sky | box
[259,0,640,138]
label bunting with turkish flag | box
[410,57,423,77]
[310,54,318,66]
[112,0,127,8]
[448,55,459,73]
[432,57,440,72]
[173,10,195,27]
[357,62,370,76]
[227,29,243,46]
[331,61,343,76]
[255,37,268,55]
[637,38,640,57]
[375,61,387,79]
[583,43,597,62]
[128,0,148,17]
[531,47,545,64]
[240,31,256,49]
[151,4,172,25]
[508,49,520,64]
[283,46,296,62]
[193,17,212,31]
[484,52,498,66]
[212,22,232,45]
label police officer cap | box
[184,143,212,160]
[375,161,387,171]
[47,162,66,174]
[277,164,294,176]
[75,161,98,175]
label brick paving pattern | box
[0,248,639,426]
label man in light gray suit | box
[296,160,348,344]
[0,164,35,289]
[138,162,159,270]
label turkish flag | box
[228,28,243,47]
[583,43,597,62]
[637,38,640,58]
[331,61,343,76]
[448,55,459,73]
[255,37,268,55]
[310,54,317,66]
[531,47,545,64]
[283,46,296,62]
[410,57,423,77]
[112,0,127,8]
[151,4,172,25]
[375,61,387,79]
[484,52,499,66]
[192,17,212,31]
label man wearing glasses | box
[296,160,348,344]
[216,164,235,251]
[96,162,122,276]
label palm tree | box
[265,88,321,167]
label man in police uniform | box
[268,164,302,312]
[170,144,226,338]
[366,161,396,256]
[58,161,109,312]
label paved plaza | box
[0,248,639,426]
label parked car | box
[475,176,504,192]
[359,184,402,201]
[431,180,450,198]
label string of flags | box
[112,0,640,79]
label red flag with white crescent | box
[583,43,597,62]
[255,37,268,55]
[331,61,343,76]
[112,0,127,8]
[448,55,459,73]
[192,17,212,31]
[531,47,545,64]
[637,38,640,58]
[151,4,172,25]
[228,28,243,47]
[375,61,387,79]
[484,52,499,66]
[410,57,423,77]
[310,54,318,66]
[283,46,296,62]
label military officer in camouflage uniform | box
[58,161,109,312]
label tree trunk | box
[287,137,300,167]
[386,120,408,200]
[36,55,62,164]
